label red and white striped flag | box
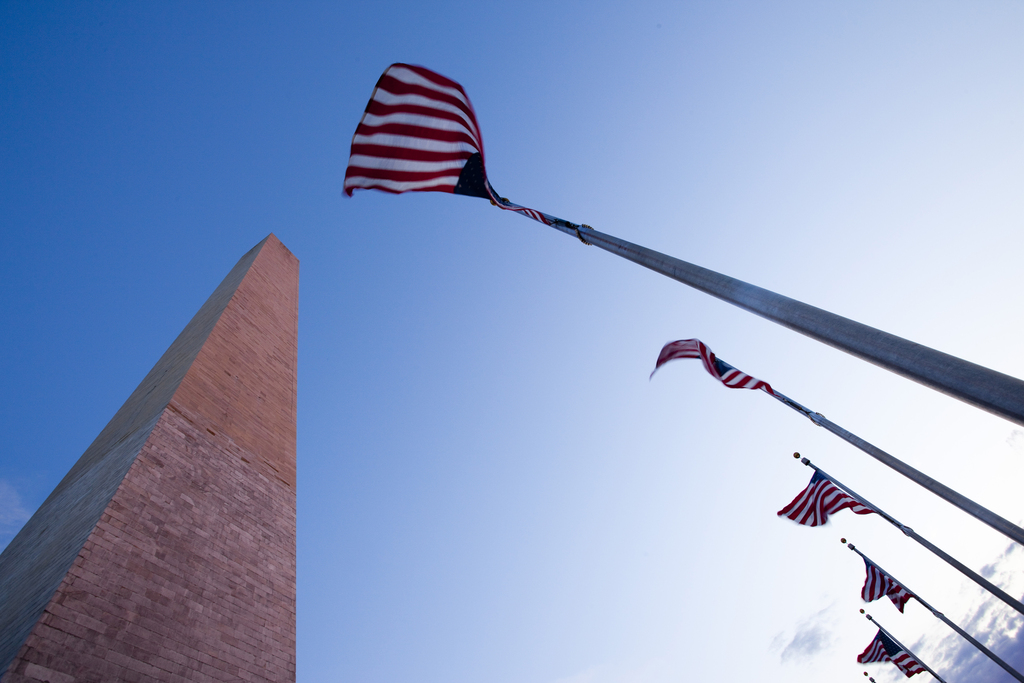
[344,63,549,224]
[651,339,776,394]
[777,470,875,527]
[858,630,926,678]
[862,558,915,613]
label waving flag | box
[862,558,915,613]
[778,470,874,526]
[858,630,926,678]
[651,339,776,394]
[344,63,549,224]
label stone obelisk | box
[0,235,298,682]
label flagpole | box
[845,540,1024,683]
[765,390,1024,548]
[537,217,1024,428]
[862,612,947,683]
[795,456,1024,617]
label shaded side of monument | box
[0,235,298,683]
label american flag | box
[862,558,915,613]
[651,339,776,395]
[777,470,874,527]
[344,63,549,224]
[858,629,926,678]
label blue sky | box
[2,2,1024,682]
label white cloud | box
[0,479,32,553]
[776,604,839,664]
[1005,429,1024,453]
[0,480,30,531]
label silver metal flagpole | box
[862,612,947,683]
[527,212,1024,428]
[794,455,1024,617]
[844,539,1024,683]
[763,390,1024,548]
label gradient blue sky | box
[3,3,1024,682]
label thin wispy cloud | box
[1006,429,1024,454]
[776,604,839,664]
[0,479,31,552]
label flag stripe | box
[375,75,475,113]
[364,97,474,123]
[350,144,475,164]
[353,121,480,147]
[347,154,470,175]
[360,111,477,138]
[343,175,460,194]
[352,133,478,155]
[344,167,463,185]
[361,107,476,138]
